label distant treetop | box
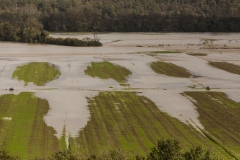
[0,0,239,32]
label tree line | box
[0,20,102,46]
[0,139,218,160]
[0,0,239,33]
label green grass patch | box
[35,88,58,90]
[74,92,230,158]
[0,92,59,159]
[12,62,61,86]
[151,61,191,78]
[59,125,67,151]
[84,62,132,84]
[119,83,130,87]
[112,40,122,43]
[187,53,207,56]
[209,62,240,75]
[150,51,180,54]
[183,91,240,158]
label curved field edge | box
[209,62,240,75]
[84,62,132,85]
[183,91,240,159]
[0,92,59,159]
[150,61,191,78]
[12,62,61,86]
[72,91,230,158]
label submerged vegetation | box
[12,62,61,86]
[183,91,240,159]
[209,62,240,75]
[84,62,132,85]
[0,92,59,159]
[72,92,229,158]
[151,61,191,78]
[187,53,207,56]
[150,51,180,54]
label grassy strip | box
[74,92,230,158]
[199,128,238,160]
[0,92,59,159]
[84,62,132,85]
[209,62,240,75]
[112,40,122,43]
[150,51,180,54]
[187,53,207,56]
[184,91,240,158]
[151,61,191,78]
[59,125,67,151]
[12,62,61,86]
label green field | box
[84,62,132,85]
[183,91,240,159]
[73,91,230,158]
[12,62,61,86]
[0,92,59,159]
[151,61,191,78]
[209,62,240,75]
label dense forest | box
[0,0,239,34]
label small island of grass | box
[84,62,132,85]
[209,62,240,75]
[151,61,191,78]
[12,62,61,86]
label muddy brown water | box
[0,33,240,139]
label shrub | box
[0,150,20,160]
[45,37,102,47]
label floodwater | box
[0,32,240,139]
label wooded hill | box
[0,0,240,32]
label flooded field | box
[0,32,240,158]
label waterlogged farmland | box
[74,91,230,158]
[0,92,58,159]
[0,33,240,159]
[184,92,240,158]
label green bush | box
[146,140,218,160]
[0,150,20,160]
[45,37,102,46]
